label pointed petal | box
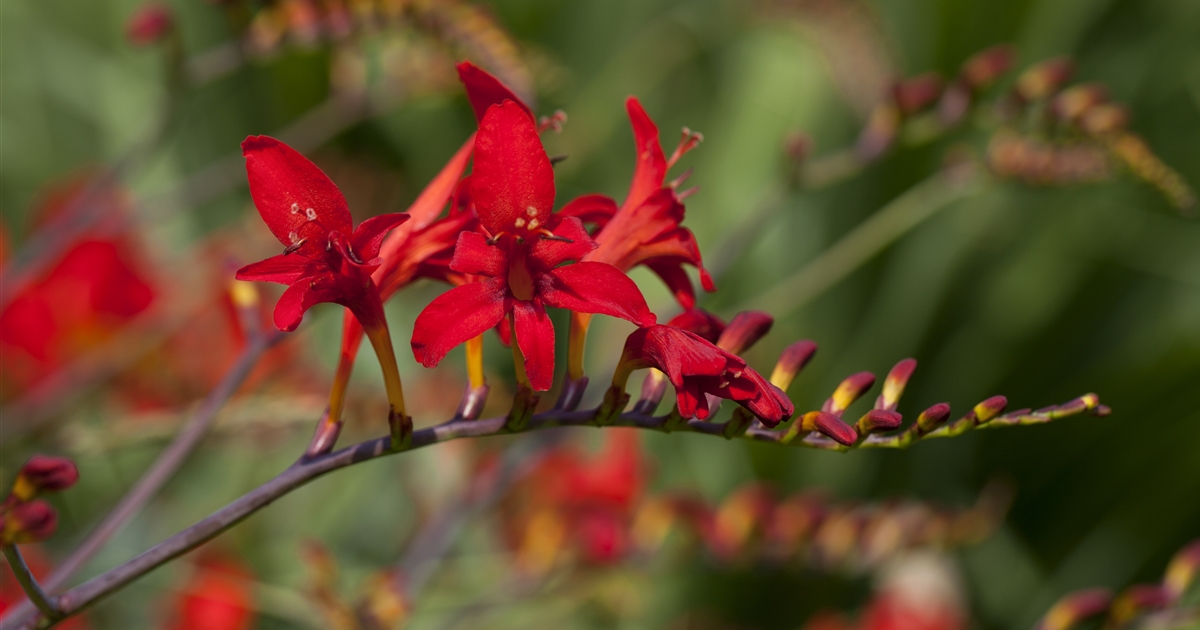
[557,193,618,228]
[646,261,697,309]
[411,278,509,367]
[513,299,556,391]
[471,101,556,235]
[456,61,534,123]
[272,273,343,332]
[528,217,597,270]
[623,97,667,212]
[540,262,656,326]
[449,231,508,277]
[351,213,409,261]
[242,136,352,257]
[235,254,315,285]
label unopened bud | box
[856,409,902,434]
[12,455,79,501]
[973,395,1007,424]
[802,411,858,446]
[229,279,260,310]
[769,340,817,391]
[715,311,773,355]
[126,2,174,46]
[1,499,58,544]
[961,45,1016,90]
[892,73,944,115]
[1109,585,1172,625]
[666,309,726,343]
[1035,588,1112,630]
[632,369,668,415]
[784,131,813,163]
[823,372,876,415]
[1080,104,1128,136]
[1015,57,1075,101]
[916,403,952,433]
[855,104,900,161]
[1052,84,1108,123]
[1164,539,1200,599]
[877,358,917,410]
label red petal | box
[528,217,597,270]
[512,299,555,391]
[557,193,618,228]
[540,262,656,327]
[272,273,344,332]
[471,101,555,236]
[235,254,316,285]
[449,231,507,277]
[351,213,409,261]
[646,261,697,309]
[411,278,510,367]
[623,97,667,212]
[456,61,534,123]
[494,315,513,346]
[665,309,726,343]
[241,136,352,257]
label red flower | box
[411,100,656,391]
[234,136,408,333]
[616,324,793,426]
[0,237,155,395]
[560,97,713,308]
[165,557,255,630]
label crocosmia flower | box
[561,97,713,307]
[234,136,408,333]
[411,100,656,391]
[615,324,793,425]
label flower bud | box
[1164,539,1200,600]
[1109,584,1172,625]
[801,411,858,446]
[769,340,817,391]
[666,309,726,343]
[1079,104,1128,136]
[892,73,944,115]
[876,358,917,411]
[961,45,1016,90]
[1035,588,1112,630]
[1,499,58,544]
[856,409,903,434]
[1015,57,1075,101]
[126,2,174,47]
[715,311,773,355]
[823,372,876,415]
[916,403,952,433]
[12,455,79,501]
[632,370,668,415]
[1052,84,1109,123]
[855,105,900,161]
[973,395,1007,424]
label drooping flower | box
[614,324,793,426]
[411,100,656,391]
[234,136,412,446]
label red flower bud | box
[892,73,944,115]
[801,411,858,446]
[856,409,903,435]
[823,372,876,415]
[15,455,79,500]
[126,2,174,46]
[770,340,818,391]
[1034,588,1112,630]
[1,500,58,544]
[1015,57,1075,101]
[916,403,952,433]
[961,45,1015,90]
[1164,539,1200,599]
[973,395,1007,424]
[715,311,774,355]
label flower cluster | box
[1,456,79,546]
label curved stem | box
[0,391,1102,630]
[2,547,60,622]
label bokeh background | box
[2,0,1199,628]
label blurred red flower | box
[163,556,255,630]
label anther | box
[549,154,569,166]
[283,239,307,255]
[538,230,573,243]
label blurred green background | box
[2,0,1199,628]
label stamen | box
[549,154,569,166]
[486,231,508,246]
[667,127,704,169]
[283,239,307,255]
[667,168,694,190]
[537,110,568,134]
[676,186,700,201]
[538,230,573,243]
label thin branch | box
[1,547,61,622]
[747,164,987,318]
[1,391,1103,630]
[0,331,283,625]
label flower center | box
[507,244,536,301]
